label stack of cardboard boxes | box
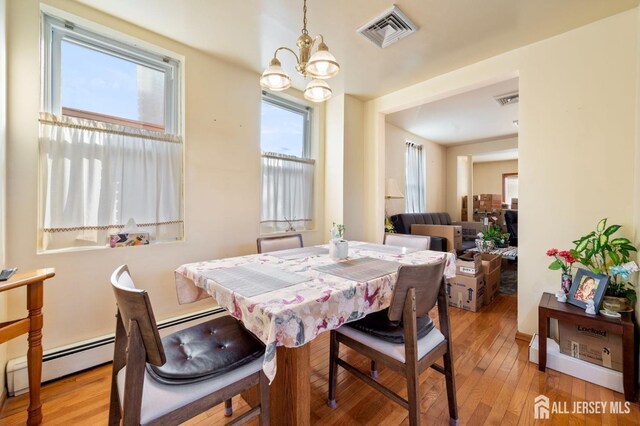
[447,252,502,312]
[460,195,479,221]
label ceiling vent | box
[494,91,519,106]
[357,5,418,49]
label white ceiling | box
[386,78,519,145]
[72,0,639,100]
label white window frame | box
[261,91,311,158]
[41,13,180,135]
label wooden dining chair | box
[108,265,270,425]
[256,233,303,253]
[327,260,458,426]
[384,233,431,251]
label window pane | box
[61,40,165,128]
[260,100,305,157]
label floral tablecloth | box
[174,241,456,383]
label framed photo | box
[567,268,609,310]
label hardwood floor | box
[1,293,638,425]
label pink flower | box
[546,248,558,256]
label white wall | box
[445,137,518,220]
[384,123,446,216]
[0,0,7,399]
[473,159,519,195]
[362,9,639,337]
[324,94,365,241]
[5,0,326,360]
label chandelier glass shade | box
[260,0,339,102]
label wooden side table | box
[0,268,55,425]
[538,292,637,402]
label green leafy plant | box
[477,224,510,247]
[570,218,637,304]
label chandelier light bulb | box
[260,58,291,91]
[306,42,340,79]
[304,79,332,102]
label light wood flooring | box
[1,293,639,425]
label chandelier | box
[260,0,340,102]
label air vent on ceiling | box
[357,5,418,49]
[494,91,519,106]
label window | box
[405,142,425,213]
[503,173,519,206]
[260,93,314,233]
[39,13,183,251]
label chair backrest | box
[110,265,166,366]
[387,260,446,322]
[257,234,303,253]
[505,210,518,245]
[383,233,431,251]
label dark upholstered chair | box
[389,213,451,251]
[383,233,431,251]
[505,210,518,247]
[108,265,270,425]
[327,261,458,426]
[257,234,303,253]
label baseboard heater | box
[6,307,224,396]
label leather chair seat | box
[345,308,435,344]
[147,315,264,385]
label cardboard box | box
[483,265,501,305]
[109,232,150,248]
[456,252,482,276]
[472,200,480,208]
[411,224,462,252]
[558,322,623,372]
[447,273,485,312]
[480,253,502,273]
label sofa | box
[389,212,480,252]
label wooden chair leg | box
[370,360,379,379]
[258,371,270,426]
[443,351,458,425]
[327,330,339,408]
[406,364,420,426]
[224,398,233,417]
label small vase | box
[561,273,572,296]
[329,239,348,260]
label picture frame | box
[567,268,609,310]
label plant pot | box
[475,239,495,253]
[602,295,633,313]
[329,239,348,260]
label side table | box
[0,268,55,425]
[538,292,637,402]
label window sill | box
[37,238,185,255]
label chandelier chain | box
[302,0,308,35]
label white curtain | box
[261,152,314,233]
[39,113,183,250]
[405,142,425,213]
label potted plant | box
[476,224,510,252]
[570,218,638,311]
[330,222,348,259]
[546,249,576,295]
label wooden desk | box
[0,269,55,425]
[538,292,637,402]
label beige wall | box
[473,159,519,196]
[362,8,639,337]
[384,123,446,216]
[445,137,518,220]
[0,0,6,399]
[324,94,365,241]
[5,0,326,360]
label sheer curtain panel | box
[405,142,425,214]
[261,152,314,233]
[39,113,183,250]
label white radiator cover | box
[6,308,223,396]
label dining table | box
[174,241,456,425]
